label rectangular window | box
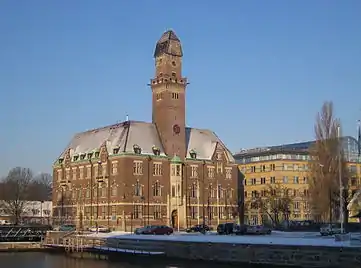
[86,166,91,179]
[216,162,223,174]
[153,182,161,196]
[111,206,116,216]
[134,182,143,196]
[225,168,232,179]
[111,187,117,197]
[190,166,198,178]
[153,163,162,176]
[260,177,266,184]
[65,168,70,180]
[293,176,299,184]
[283,176,288,183]
[112,161,118,175]
[154,205,162,219]
[101,187,107,197]
[171,185,176,197]
[270,164,275,171]
[133,161,143,175]
[72,168,77,180]
[270,176,276,184]
[133,205,142,219]
[171,165,181,176]
[57,169,62,182]
[79,167,84,179]
[207,167,215,178]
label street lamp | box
[337,126,344,233]
[141,196,145,226]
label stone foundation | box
[106,237,361,267]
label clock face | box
[173,124,180,134]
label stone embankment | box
[0,242,43,252]
[42,231,361,267]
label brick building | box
[52,30,241,230]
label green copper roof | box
[171,155,182,163]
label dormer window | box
[58,158,64,164]
[73,155,79,161]
[94,151,100,158]
[190,149,197,159]
[133,144,142,154]
[87,152,93,159]
[113,146,120,155]
[152,145,160,156]
[80,153,86,160]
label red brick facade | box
[52,30,240,231]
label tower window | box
[172,72,176,77]
[172,61,176,66]
[172,92,179,99]
[156,93,163,100]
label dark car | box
[217,222,237,235]
[186,224,210,233]
[134,225,173,235]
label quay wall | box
[106,237,361,268]
[0,242,43,252]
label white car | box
[320,224,342,236]
[88,226,110,233]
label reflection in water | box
[0,252,276,268]
[0,253,207,268]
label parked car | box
[320,224,342,236]
[186,224,210,233]
[88,226,111,233]
[246,225,272,235]
[217,222,237,235]
[233,224,249,235]
[0,220,11,226]
[134,225,173,235]
[58,224,76,232]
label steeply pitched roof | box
[57,121,235,163]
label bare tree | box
[0,167,34,224]
[247,184,292,226]
[308,101,349,222]
[29,173,52,201]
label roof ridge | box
[74,120,150,136]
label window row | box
[245,189,309,199]
[238,154,311,164]
[244,163,310,173]
[187,184,235,199]
[244,176,308,185]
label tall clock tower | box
[151,30,187,159]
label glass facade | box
[235,136,361,163]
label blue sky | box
[1,0,360,176]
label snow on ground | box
[81,230,361,248]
